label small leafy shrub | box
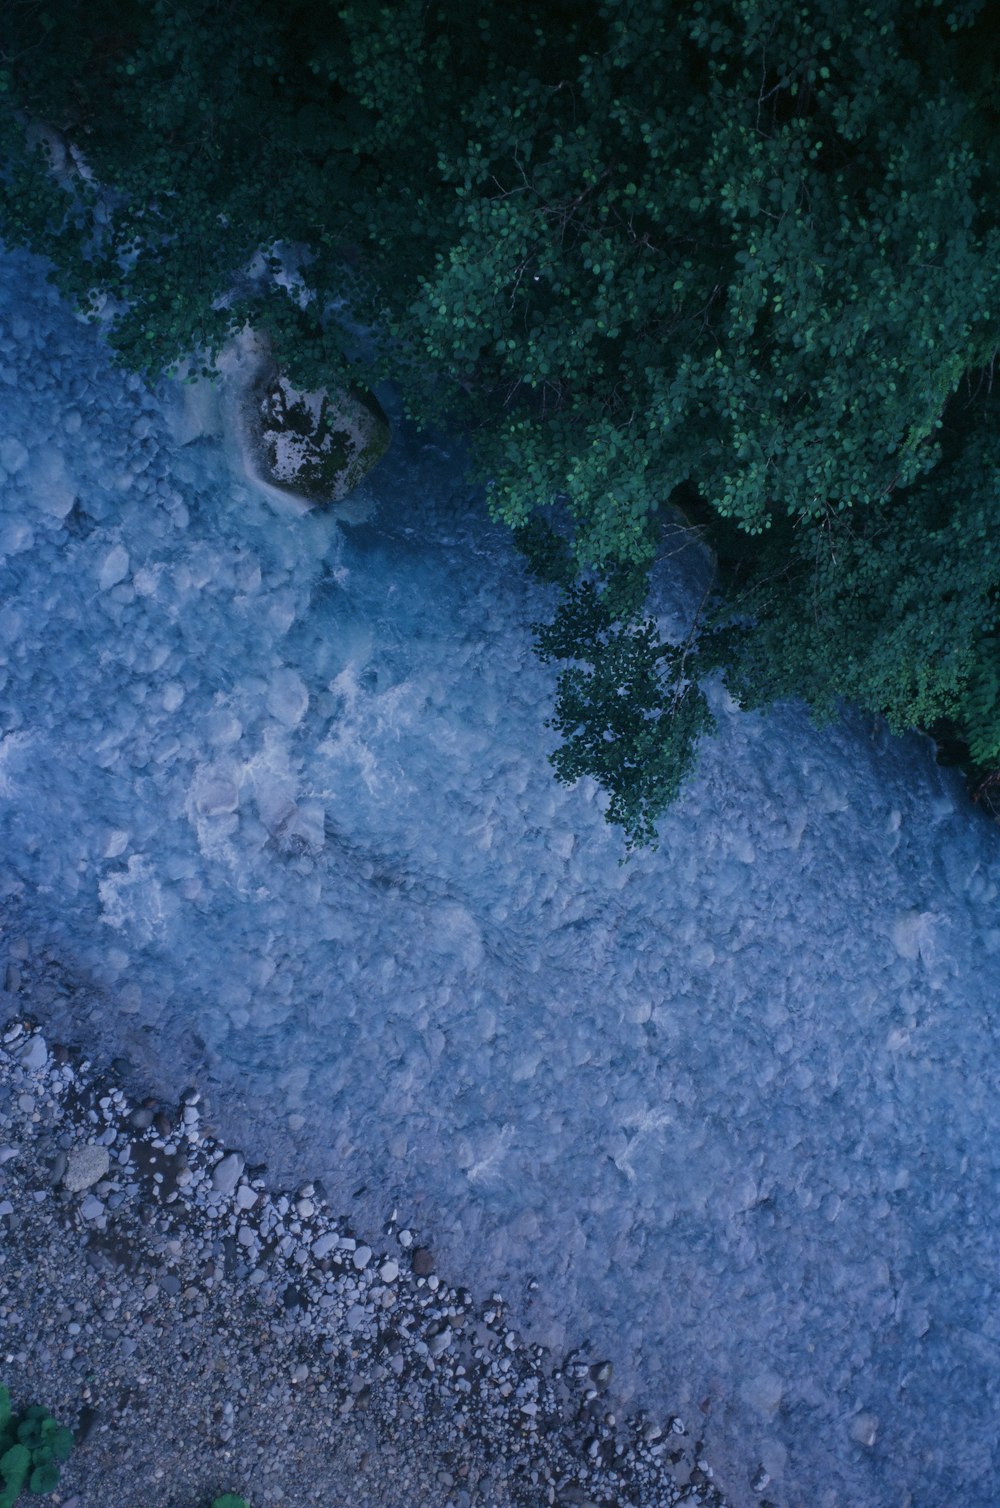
[0,1386,74,1506]
[211,1496,249,1508]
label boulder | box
[243,355,389,507]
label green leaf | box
[28,1461,60,1495]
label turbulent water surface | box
[1,246,999,1507]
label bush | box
[0,1386,73,1506]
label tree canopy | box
[2,0,999,846]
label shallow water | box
[1,245,998,1507]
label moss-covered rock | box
[243,358,390,507]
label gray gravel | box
[0,1019,729,1508]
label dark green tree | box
[2,0,999,844]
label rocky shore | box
[0,1018,729,1508]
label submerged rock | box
[243,353,389,507]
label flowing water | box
[1,245,999,1507]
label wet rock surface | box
[243,357,390,507]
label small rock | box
[63,1145,111,1192]
[98,543,130,591]
[0,437,28,473]
[17,1035,47,1071]
[79,1194,104,1220]
[353,1245,372,1271]
[411,1246,434,1277]
[378,1259,399,1283]
[212,1151,245,1194]
[850,1412,879,1447]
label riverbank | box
[0,1015,726,1508]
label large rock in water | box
[243,357,390,507]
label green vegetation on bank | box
[1,0,999,845]
[0,1384,73,1504]
[1,1382,250,1505]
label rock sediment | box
[0,1019,727,1508]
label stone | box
[353,1245,372,1271]
[311,1232,338,1259]
[741,1370,783,1418]
[0,437,28,474]
[98,544,129,591]
[427,1329,452,1358]
[378,1259,399,1283]
[17,1035,47,1071]
[411,1246,435,1277]
[211,1151,244,1194]
[242,345,390,508]
[850,1412,879,1447]
[79,1194,104,1220]
[266,669,309,728]
[63,1145,110,1192]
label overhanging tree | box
[1,0,999,845]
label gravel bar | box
[0,1018,731,1508]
